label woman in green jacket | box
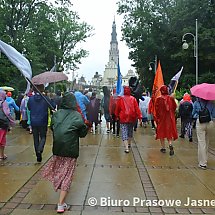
[41,92,88,213]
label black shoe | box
[134,128,137,131]
[189,138,193,142]
[179,135,184,138]
[124,149,129,153]
[128,144,131,148]
[160,148,166,153]
[37,153,42,162]
[169,145,174,156]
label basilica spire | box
[111,18,118,44]
[109,19,119,65]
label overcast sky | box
[70,0,134,82]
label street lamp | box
[182,19,198,84]
[148,55,157,73]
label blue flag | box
[116,60,123,95]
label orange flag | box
[148,60,164,118]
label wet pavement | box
[0,120,215,215]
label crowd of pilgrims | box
[1,83,205,150]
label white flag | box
[171,66,183,81]
[0,40,32,92]
[168,66,183,94]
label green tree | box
[0,0,93,92]
[117,0,215,90]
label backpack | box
[180,101,193,117]
[198,102,211,124]
[0,102,10,129]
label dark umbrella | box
[32,71,68,85]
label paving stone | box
[162,207,176,214]
[4,202,18,209]
[10,197,23,203]
[145,191,157,197]
[144,187,155,192]
[122,206,136,213]
[135,206,150,213]
[201,208,215,214]
[149,206,163,213]
[15,192,28,198]
[0,208,13,215]
[29,204,44,210]
[175,208,191,213]
[109,206,122,212]
[16,203,31,209]
[42,204,56,210]
[188,208,205,214]
[70,205,83,211]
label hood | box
[183,93,191,102]
[60,92,77,110]
[160,85,168,95]
[7,91,12,97]
[124,86,131,96]
[0,90,6,101]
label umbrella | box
[0,86,15,91]
[190,83,215,100]
[32,71,68,85]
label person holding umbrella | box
[191,83,215,170]
[27,84,55,162]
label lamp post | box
[148,55,157,73]
[182,19,198,84]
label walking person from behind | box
[6,91,19,120]
[28,85,54,162]
[41,92,88,213]
[0,90,15,160]
[87,92,100,133]
[101,86,112,133]
[192,98,215,170]
[179,93,193,142]
[115,86,142,153]
[109,88,120,137]
[155,85,178,156]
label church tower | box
[109,19,119,65]
[101,19,119,88]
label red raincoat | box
[115,86,142,124]
[155,86,178,140]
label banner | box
[0,40,32,93]
[116,60,123,95]
[168,66,183,94]
[149,60,164,118]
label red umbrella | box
[32,71,68,85]
[190,83,215,100]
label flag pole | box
[25,77,55,110]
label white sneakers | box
[57,203,68,213]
